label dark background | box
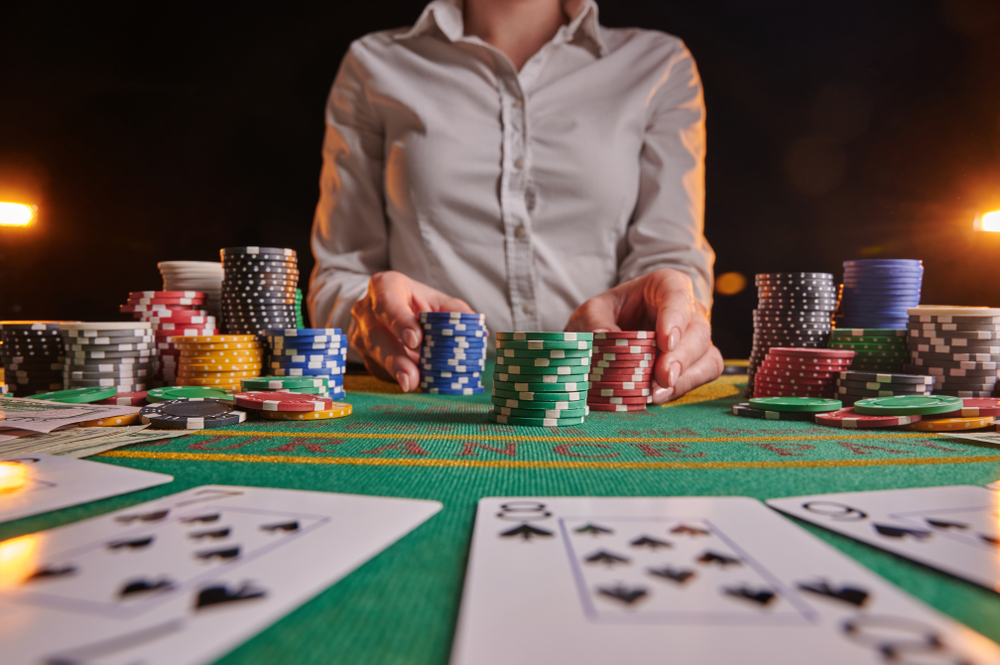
[1,0,998,360]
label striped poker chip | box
[587,402,648,411]
[590,388,651,397]
[592,331,655,340]
[587,394,652,405]
[140,399,247,429]
[233,391,334,412]
[731,403,815,421]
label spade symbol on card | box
[648,566,695,584]
[574,523,613,536]
[597,584,648,605]
[697,551,742,567]
[194,582,266,610]
[925,519,968,531]
[119,577,175,598]
[671,524,710,536]
[195,546,240,562]
[500,524,553,541]
[115,510,168,525]
[260,520,299,533]
[26,565,76,582]
[874,524,932,540]
[106,536,154,551]
[188,528,231,540]
[584,550,630,566]
[724,585,775,607]
[631,535,672,549]
[181,513,220,524]
[797,580,869,607]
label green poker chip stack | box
[828,328,907,373]
[240,375,331,396]
[491,332,593,427]
[27,386,117,404]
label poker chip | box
[233,391,334,412]
[493,404,589,419]
[593,331,654,340]
[240,376,328,391]
[487,412,585,427]
[731,403,816,421]
[28,386,117,403]
[140,398,246,429]
[495,339,592,350]
[496,356,590,367]
[586,394,652,405]
[853,394,964,416]
[492,388,585,402]
[221,249,301,336]
[256,402,353,420]
[587,403,649,412]
[904,416,995,432]
[78,413,143,427]
[814,407,922,428]
[924,398,1000,418]
[94,391,148,406]
[748,397,842,413]
[494,364,589,376]
[417,314,486,394]
[146,386,234,402]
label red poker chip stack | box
[119,291,219,387]
[753,347,856,399]
[587,331,657,411]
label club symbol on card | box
[260,520,299,533]
[647,566,695,584]
[873,524,932,540]
[696,551,742,567]
[925,519,969,531]
[194,582,266,610]
[188,528,231,540]
[724,585,776,607]
[26,565,76,582]
[670,524,710,536]
[119,577,175,598]
[195,546,240,562]
[584,550,630,566]
[980,534,999,547]
[630,535,672,549]
[574,523,613,536]
[499,524,553,541]
[596,584,648,606]
[181,513,221,524]
[797,580,869,607]
[803,501,867,521]
[115,510,168,525]
[106,536,154,551]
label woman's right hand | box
[349,271,478,392]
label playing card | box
[450,496,1000,665]
[0,485,442,664]
[0,396,140,433]
[0,454,172,524]
[768,485,1000,591]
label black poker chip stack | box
[0,321,67,396]
[748,273,836,397]
[221,247,300,336]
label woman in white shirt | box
[309,0,723,403]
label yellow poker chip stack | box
[174,335,263,390]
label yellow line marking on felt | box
[101,450,1000,470]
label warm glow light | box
[715,272,748,296]
[0,462,28,493]
[0,535,40,589]
[0,202,35,228]
[977,210,1000,232]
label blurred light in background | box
[715,272,748,296]
[974,210,1000,232]
[0,202,36,228]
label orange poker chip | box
[257,403,352,420]
[176,378,242,388]
[179,349,264,359]
[175,335,258,344]
[183,363,263,372]
[77,412,142,427]
[176,370,261,379]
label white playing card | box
[451,496,1000,665]
[0,485,442,665]
[768,485,1000,591]
[0,454,173,524]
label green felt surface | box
[2,364,1000,664]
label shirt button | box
[522,304,534,315]
[514,225,527,239]
[513,157,524,169]
[512,99,523,109]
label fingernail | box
[668,363,680,387]
[402,329,419,349]
[668,329,680,352]
[397,373,410,392]
[652,385,673,403]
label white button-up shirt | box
[309,0,714,340]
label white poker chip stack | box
[158,261,224,321]
[60,322,154,393]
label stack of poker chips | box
[748,273,836,397]
[158,261,224,321]
[121,290,219,387]
[904,306,1000,398]
[265,328,346,400]
[836,259,923,329]
[241,375,335,399]
[491,332,592,426]
[753,347,854,399]
[827,328,907,373]
[221,247,299,336]
[587,331,656,411]
[173,335,264,390]
[232,390,349,422]
[0,321,66,396]
[418,312,486,395]
[834,370,934,407]
[60,322,154,394]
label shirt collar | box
[395,0,607,57]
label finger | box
[565,292,622,333]
[363,317,421,392]
[420,291,477,316]
[659,316,713,389]
[647,270,697,354]
[369,274,423,351]
[662,345,724,401]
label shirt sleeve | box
[308,41,388,331]
[617,40,715,311]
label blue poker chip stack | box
[836,259,923,330]
[418,312,486,395]
[264,328,346,400]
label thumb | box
[565,292,622,333]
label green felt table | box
[3,363,1000,663]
